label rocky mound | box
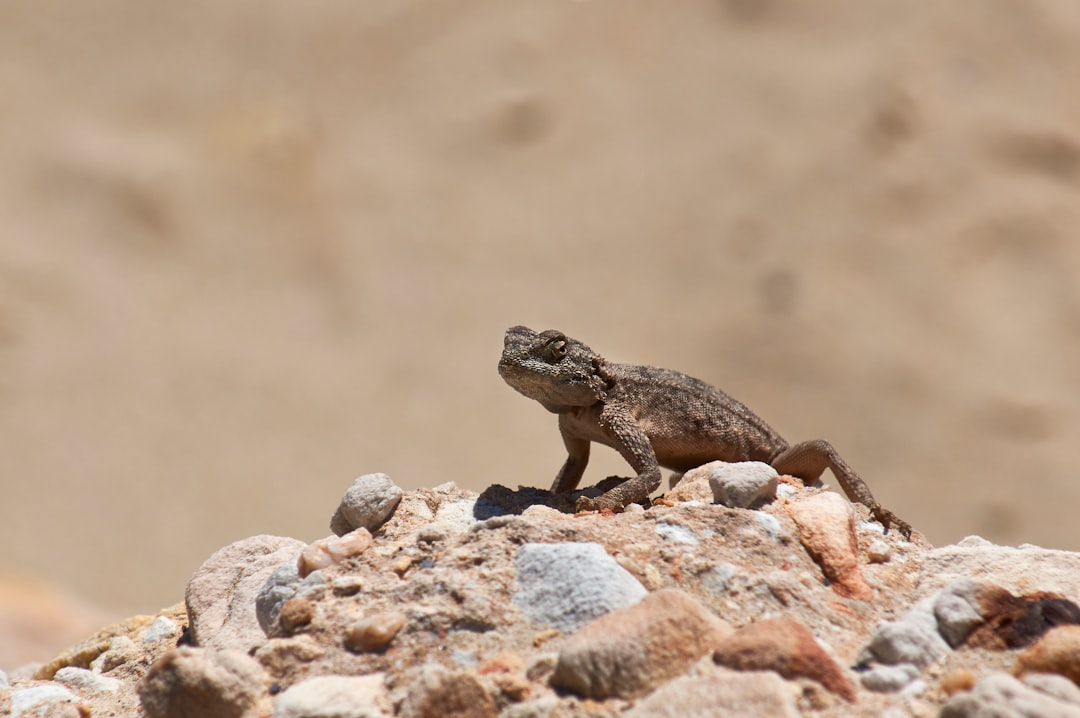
[5,467,1080,717]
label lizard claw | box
[872,505,913,540]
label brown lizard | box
[498,325,912,537]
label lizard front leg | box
[551,427,591,493]
[576,402,662,512]
[771,439,912,538]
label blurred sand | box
[3,0,1080,667]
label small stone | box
[298,529,373,578]
[666,463,715,503]
[933,579,988,648]
[867,539,892,563]
[399,664,497,718]
[513,542,647,633]
[712,617,856,701]
[138,646,269,718]
[940,669,977,696]
[1018,625,1080,685]
[55,666,121,694]
[859,663,920,692]
[330,473,403,536]
[273,674,390,718]
[392,556,413,575]
[278,598,315,635]
[9,685,82,717]
[627,664,798,718]
[787,491,873,600]
[552,588,732,699]
[90,635,138,673]
[345,612,407,653]
[940,671,1080,718]
[859,597,950,668]
[186,534,307,652]
[707,461,780,508]
[0,668,7,688]
[143,616,179,643]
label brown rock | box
[786,491,873,600]
[185,535,306,652]
[1018,625,1080,685]
[713,618,857,702]
[137,646,268,718]
[551,588,732,699]
[344,612,407,652]
[399,664,497,718]
[278,598,315,635]
[968,589,1080,650]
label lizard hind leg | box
[771,439,912,537]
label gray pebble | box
[330,473,403,536]
[933,579,986,648]
[513,542,647,633]
[859,597,950,667]
[54,666,121,694]
[10,685,79,716]
[708,461,779,508]
[860,663,920,692]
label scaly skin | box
[498,325,912,538]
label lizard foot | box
[575,495,599,512]
[870,504,913,540]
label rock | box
[712,617,857,701]
[138,646,269,718]
[933,579,988,648]
[298,529,373,578]
[54,665,121,694]
[273,674,390,718]
[786,491,873,600]
[627,664,798,718]
[9,685,83,717]
[940,671,1080,718]
[859,663,920,692]
[142,616,179,643]
[344,612,407,653]
[665,464,714,503]
[867,539,892,563]
[706,461,779,508]
[278,598,316,635]
[921,542,1080,597]
[859,596,950,668]
[90,635,138,673]
[934,579,1080,650]
[330,473,403,536]
[1018,625,1080,685]
[0,668,7,688]
[551,588,732,699]
[512,542,647,632]
[399,664,497,718]
[186,534,307,652]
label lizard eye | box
[542,338,567,362]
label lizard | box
[498,325,912,538]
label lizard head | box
[498,325,608,412]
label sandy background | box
[3,0,1080,667]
